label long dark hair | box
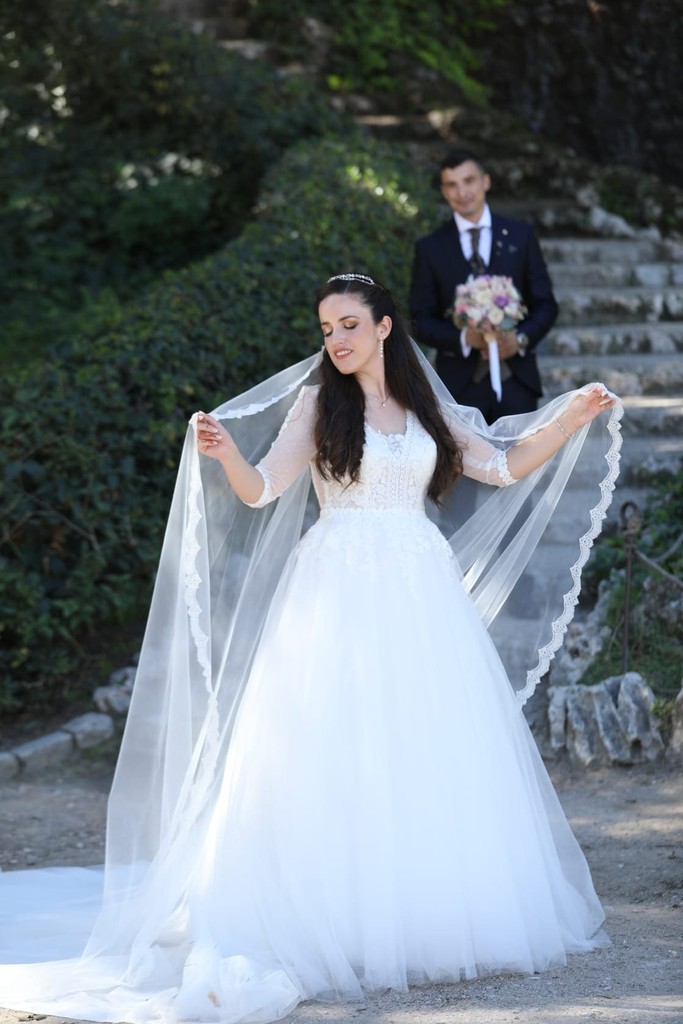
[314,276,463,504]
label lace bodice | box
[246,386,514,510]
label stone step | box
[549,262,683,289]
[614,438,683,484]
[540,353,683,397]
[538,391,683,439]
[617,395,683,437]
[495,198,593,237]
[495,197,635,237]
[555,286,683,325]
[540,483,650,546]
[541,237,681,264]
[509,420,678,500]
[543,321,683,356]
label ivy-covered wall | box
[480,0,682,187]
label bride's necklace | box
[365,391,391,409]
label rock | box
[0,751,20,781]
[95,664,137,716]
[576,184,600,209]
[548,686,569,753]
[601,369,642,396]
[547,672,664,767]
[551,582,614,686]
[14,732,74,773]
[563,686,613,766]
[549,330,581,355]
[666,684,683,762]
[93,685,133,717]
[639,577,683,632]
[62,712,115,750]
[646,328,678,354]
[664,290,683,318]
[522,673,551,753]
[616,673,665,761]
[108,666,137,692]
[588,206,637,239]
[634,264,670,288]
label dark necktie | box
[468,227,486,275]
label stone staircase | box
[540,234,683,509]
[489,225,682,709]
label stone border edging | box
[0,712,116,781]
[0,664,137,782]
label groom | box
[409,149,558,422]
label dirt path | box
[0,757,681,1024]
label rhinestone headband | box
[327,273,375,286]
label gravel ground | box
[0,754,681,1024]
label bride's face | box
[319,293,390,376]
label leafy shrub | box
[0,135,437,715]
[581,467,683,699]
[247,0,506,101]
[0,0,337,364]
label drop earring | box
[379,335,385,359]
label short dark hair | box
[439,149,486,175]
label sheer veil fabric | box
[0,344,622,1022]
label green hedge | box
[246,0,506,100]
[0,136,437,715]
[0,0,337,364]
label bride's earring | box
[379,334,385,359]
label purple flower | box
[494,295,509,308]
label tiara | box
[327,273,375,286]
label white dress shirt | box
[455,205,493,267]
[456,206,493,358]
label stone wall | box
[479,0,682,186]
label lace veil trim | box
[90,343,622,965]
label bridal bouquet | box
[452,274,526,335]
[452,275,527,401]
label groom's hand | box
[490,329,521,360]
[465,326,486,351]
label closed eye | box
[321,319,359,338]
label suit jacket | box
[409,213,558,401]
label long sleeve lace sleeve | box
[442,406,516,487]
[243,386,318,507]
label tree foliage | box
[246,0,507,101]
[0,0,337,363]
[0,135,437,715]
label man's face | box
[440,160,491,222]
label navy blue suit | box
[409,213,558,419]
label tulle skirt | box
[0,508,606,1023]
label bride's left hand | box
[563,385,618,433]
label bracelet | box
[553,416,574,440]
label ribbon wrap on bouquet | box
[483,332,502,401]
[453,275,527,402]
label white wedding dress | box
[0,382,613,1023]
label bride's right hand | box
[196,412,238,462]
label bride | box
[0,273,621,1023]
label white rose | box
[488,306,504,326]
